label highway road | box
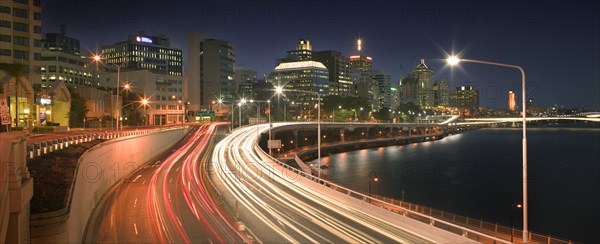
[211,124,468,243]
[84,123,251,243]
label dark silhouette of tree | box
[67,87,88,127]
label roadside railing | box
[251,141,509,244]
[26,126,188,159]
[245,124,575,244]
[369,195,575,244]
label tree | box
[396,102,420,114]
[67,87,88,128]
[0,63,27,128]
[373,107,391,122]
[322,96,369,111]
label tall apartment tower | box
[234,66,257,98]
[432,79,449,107]
[508,90,516,111]
[312,50,352,97]
[450,85,480,110]
[187,33,235,111]
[0,0,43,129]
[371,69,392,109]
[0,0,42,83]
[348,38,372,72]
[413,59,434,108]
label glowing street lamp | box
[368,170,378,202]
[333,105,341,122]
[447,55,529,243]
[93,54,121,134]
[275,86,322,179]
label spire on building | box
[416,58,429,69]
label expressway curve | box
[212,124,465,243]
[84,123,251,243]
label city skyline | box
[41,0,599,109]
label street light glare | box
[447,56,460,65]
[93,55,101,62]
[275,86,283,94]
[141,99,149,105]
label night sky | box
[42,0,599,109]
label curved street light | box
[447,55,529,243]
[275,86,322,179]
[93,54,121,134]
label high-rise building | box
[390,84,400,109]
[98,33,185,125]
[450,86,479,111]
[413,59,434,108]
[38,27,110,127]
[348,38,372,72]
[312,50,352,97]
[508,90,516,111]
[234,66,257,98]
[370,69,392,109]
[432,79,449,107]
[0,0,43,128]
[348,37,379,111]
[269,61,329,107]
[278,38,313,63]
[101,33,183,77]
[351,71,379,111]
[41,29,95,89]
[187,33,235,112]
[399,73,418,105]
[98,69,184,125]
[0,0,42,82]
[44,26,80,56]
[349,55,372,72]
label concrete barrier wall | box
[30,127,189,243]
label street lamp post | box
[267,100,272,155]
[368,170,378,202]
[275,86,322,178]
[447,55,529,243]
[141,98,149,126]
[511,202,523,243]
[93,55,120,135]
[217,99,234,131]
[239,98,247,128]
[250,99,270,138]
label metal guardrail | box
[250,141,510,244]
[369,195,575,244]
[239,123,577,244]
[26,126,188,160]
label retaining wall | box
[30,127,189,243]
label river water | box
[316,124,599,243]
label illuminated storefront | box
[0,73,34,129]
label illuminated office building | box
[101,33,183,77]
[450,86,479,114]
[312,50,352,97]
[187,33,235,113]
